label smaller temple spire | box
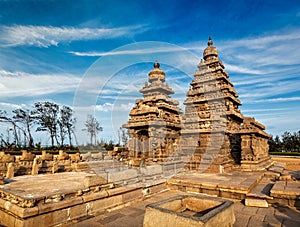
[154,60,160,68]
[207,36,213,46]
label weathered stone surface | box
[82,190,108,203]
[84,174,107,188]
[88,195,123,215]
[245,198,268,208]
[57,150,69,160]
[41,150,53,161]
[38,197,83,214]
[107,169,138,184]
[0,198,39,218]
[6,162,14,178]
[20,150,35,161]
[140,165,163,176]
[0,152,14,163]
[31,157,39,175]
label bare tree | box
[12,109,35,148]
[83,114,102,145]
[118,127,128,146]
[121,128,128,146]
[33,101,59,147]
[0,110,21,147]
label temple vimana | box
[0,38,299,227]
[124,36,271,172]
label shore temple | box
[125,37,271,172]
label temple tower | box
[124,61,183,161]
[182,37,271,172]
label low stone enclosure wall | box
[143,195,235,227]
[0,150,107,179]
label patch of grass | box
[269,152,300,156]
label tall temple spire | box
[203,35,218,61]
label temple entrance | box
[230,134,241,164]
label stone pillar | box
[6,163,14,179]
[52,162,58,174]
[31,158,39,175]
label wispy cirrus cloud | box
[95,102,134,112]
[0,24,146,47]
[69,45,192,57]
[0,69,81,98]
[0,102,27,110]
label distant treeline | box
[269,130,300,153]
[0,101,104,150]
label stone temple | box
[124,61,183,161]
[125,37,271,172]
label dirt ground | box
[272,156,300,171]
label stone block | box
[140,165,163,176]
[107,186,136,197]
[6,162,14,178]
[88,195,123,215]
[245,198,268,208]
[122,188,143,203]
[107,169,138,184]
[82,190,108,203]
[68,203,88,220]
[22,208,69,227]
[0,209,16,227]
[148,182,166,194]
[84,174,107,188]
[186,186,200,193]
[41,150,53,161]
[38,197,83,214]
[3,200,39,218]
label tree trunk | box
[27,124,34,148]
[68,128,72,147]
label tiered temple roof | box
[181,37,270,172]
[124,61,182,160]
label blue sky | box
[0,0,300,145]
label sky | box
[0,0,300,145]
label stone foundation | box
[0,172,166,227]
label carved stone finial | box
[208,36,213,46]
[154,60,160,68]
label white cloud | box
[95,103,114,112]
[251,96,300,103]
[224,63,263,74]
[69,45,191,57]
[0,70,81,98]
[0,25,146,47]
[95,102,135,112]
[222,30,300,50]
[0,102,27,110]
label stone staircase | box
[245,162,286,207]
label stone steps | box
[245,176,275,207]
[264,161,285,179]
